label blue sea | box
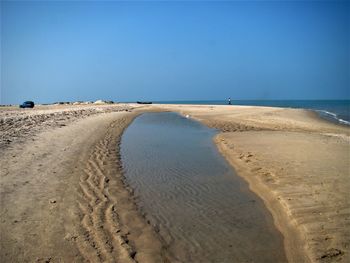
[154,100,350,126]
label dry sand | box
[0,104,169,262]
[154,104,350,263]
[1,103,349,263]
[0,104,133,150]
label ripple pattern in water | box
[121,112,287,263]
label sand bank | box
[154,104,350,263]
[0,104,168,262]
[1,103,349,262]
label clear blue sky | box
[1,0,349,104]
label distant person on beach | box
[228,97,231,105]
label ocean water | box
[155,100,350,125]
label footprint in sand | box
[251,167,262,172]
[262,172,277,183]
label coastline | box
[152,100,350,127]
[1,103,349,262]
[154,104,350,263]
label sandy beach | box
[2,0,348,261]
[1,103,349,262]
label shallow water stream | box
[121,112,287,262]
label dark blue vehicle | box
[19,101,35,108]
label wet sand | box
[1,103,349,262]
[155,104,350,263]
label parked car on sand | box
[19,101,35,108]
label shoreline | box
[147,101,350,127]
[73,111,169,262]
[213,135,309,262]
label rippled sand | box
[121,112,287,262]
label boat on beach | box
[137,101,153,104]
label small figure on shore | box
[228,97,231,105]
